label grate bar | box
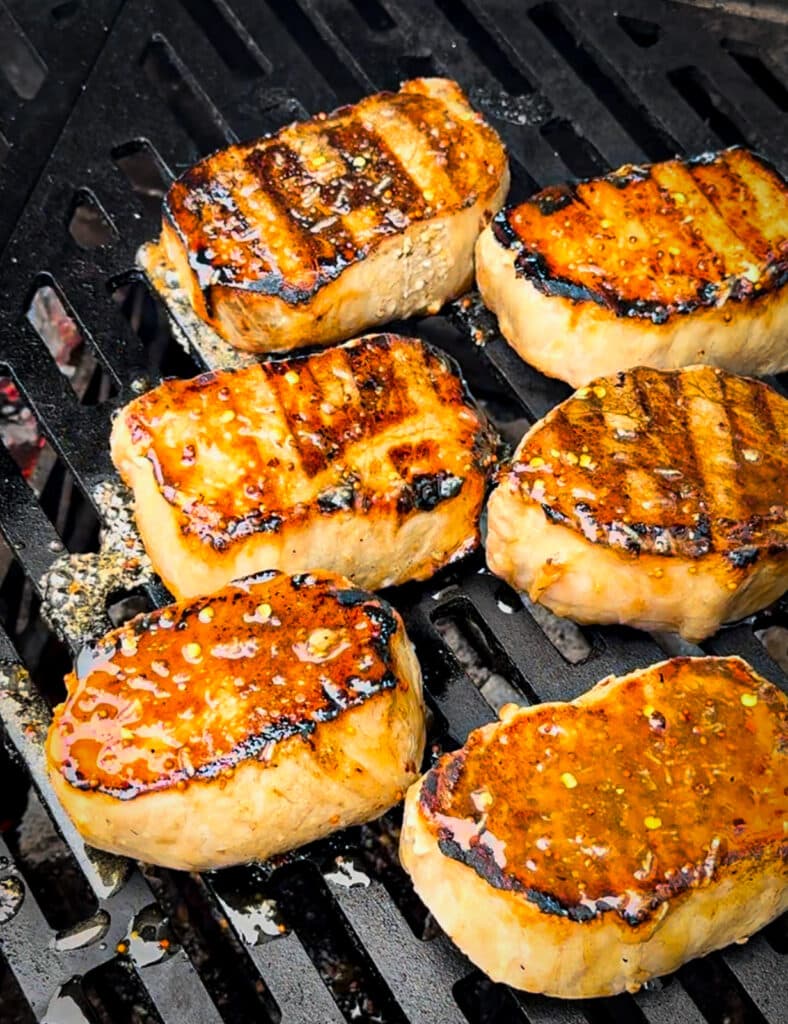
[403,595,497,740]
[325,875,469,1024]
[632,982,706,1024]
[247,930,346,1024]
[0,832,71,1019]
[720,937,788,1024]
[514,994,590,1024]
[0,437,63,582]
[136,949,225,1024]
[198,871,346,1024]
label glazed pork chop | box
[486,364,788,641]
[111,334,500,601]
[160,77,509,352]
[47,571,425,870]
[476,147,788,387]
[400,656,788,997]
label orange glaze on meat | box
[118,334,499,554]
[419,657,788,926]
[48,572,404,799]
[507,364,788,565]
[492,147,788,322]
[164,79,506,307]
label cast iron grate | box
[0,1,786,1022]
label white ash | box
[39,479,154,650]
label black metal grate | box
[0,1,786,1022]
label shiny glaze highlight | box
[49,572,404,799]
[119,333,499,553]
[420,657,788,926]
[164,79,506,308]
[505,364,787,564]
[492,147,788,323]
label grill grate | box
[0,1,786,1022]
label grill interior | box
[0,1,787,1022]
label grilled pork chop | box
[486,364,788,641]
[160,78,509,353]
[47,571,425,870]
[111,334,500,601]
[400,656,788,997]
[476,147,788,387]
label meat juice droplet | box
[216,890,286,946]
[41,980,92,1024]
[323,856,372,888]
[118,904,179,967]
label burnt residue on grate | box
[39,480,156,651]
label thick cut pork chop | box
[111,334,500,601]
[161,77,509,352]
[400,656,788,997]
[476,147,788,387]
[47,571,425,870]
[486,364,787,641]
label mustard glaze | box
[420,657,788,925]
[49,572,402,799]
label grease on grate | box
[38,480,155,650]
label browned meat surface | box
[487,364,788,640]
[161,77,509,351]
[401,656,788,996]
[111,333,500,600]
[48,571,425,869]
[476,147,788,386]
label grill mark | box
[244,141,359,282]
[688,158,770,268]
[232,367,289,517]
[305,348,366,461]
[322,118,427,246]
[758,385,780,440]
[723,149,788,254]
[414,343,456,407]
[632,372,654,424]
[685,371,746,535]
[395,97,464,200]
[651,179,724,279]
[715,372,786,554]
[289,361,338,475]
[665,371,712,553]
[264,360,334,478]
[585,379,671,549]
[715,152,777,262]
